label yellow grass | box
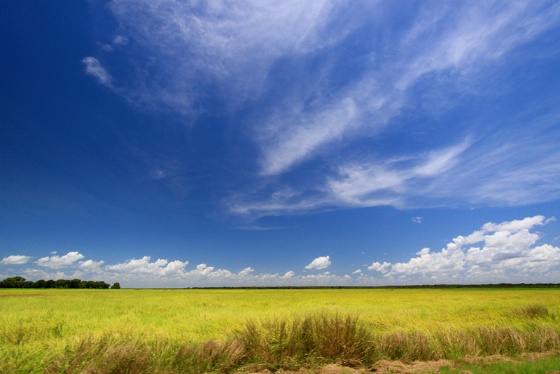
[1,288,559,372]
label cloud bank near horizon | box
[2,216,559,287]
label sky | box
[1,1,560,287]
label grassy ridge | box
[1,288,560,372]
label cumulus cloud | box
[107,256,189,277]
[282,270,295,279]
[305,256,331,270]
[35,251,85,269]
[82,57,112,87]
[238,267,254,276]
[187,263,214,276]
[367,261,391,274]
[0,255,31,265]
[2,215,558,286]
[368,216,560,283]
[78,259,105,271]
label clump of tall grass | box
[45,335,246,374]
[46,336,154,374]
[376,331,438,361]
[169,339,246,373]
[513,304,554,319]
[239,313,374,370]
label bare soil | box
[246,360,453,373]
[246,351,560,373]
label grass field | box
[1,288,560,373]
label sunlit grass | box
[1,288,560,372]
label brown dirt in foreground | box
[246,360,453,373]
[245,351,560,373]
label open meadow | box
[1,288,560,373]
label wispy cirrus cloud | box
[82,57,112,87]
[258,98,360,176]
[84,1,560,219]
[327,140,471,208]
[231,1,560,217]
[90,0,352,114]
[254,1,560,177]
[230,139,473,216]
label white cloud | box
[0,255,31,265]
[304,256,331,270]
[78,259,105,271]
[390,247,465,278]
[95,0,348,114]
[282,270,295,279]
[107,256,189,277]
[394,2,560,92]
[481,215,547,233]
[238,267,254,276]
[259,98,359,176]
[226,2,560,216]
[326,140,471,207]
[230,140,472,217]
[188,263,214,276]
[412,217,423,224]
[368,216,560,283]
[254,2,558,177]
[367,261,391,274]
[35,251,85,269]
[82,57,112,87]
[78,1,560,218]
[3,215,558,286]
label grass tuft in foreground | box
[27,313,560,373]
[240,314,374,370]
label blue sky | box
[1,1,560,287]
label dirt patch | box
[244,352,560,373]
[462,350,560,366]
[0,293,47,298]
[462,354,518,365]
[246,361,453,373]
[371,360,453,373]
[246,365,368,373]
[520,351,560,361]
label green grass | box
[1,288,560,372]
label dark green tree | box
[0,276,27,288]
[68,279,81,289]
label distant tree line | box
[190,283,560,290]
[0,276,120,289]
